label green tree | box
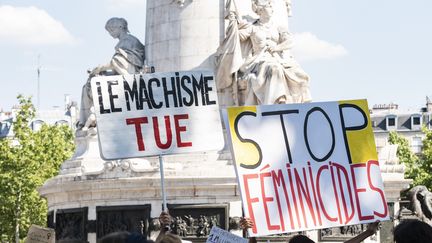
[388,129,432,190]
[388,131,419,180]
[417,127,432,189]
[0,95,75,243]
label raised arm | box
[155,211,172,243]
[344,221,380,243]
[240,217,257,243]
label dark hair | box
[394,220,432,243]
[289,234,315,243]
[159,233,182,243]
[98,231,149,243]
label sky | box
[0,0,431,111]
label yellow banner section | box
[227,106,261,168]
[338,99,378,164]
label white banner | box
[24,225,55,243]
[206,226,248,243]
[91,70,224,159]
[223,100,389,236]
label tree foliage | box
[388,128,432,190]
[418,127,432,189]
[0,95,75,242]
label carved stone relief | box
[96,205,151,239]
[319,224,377,242]
[165,204,228,240]
[55,208,87,242]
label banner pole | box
[159,155,168,211]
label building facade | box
[371,98,432,155]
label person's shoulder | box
[122,34,141,43]
[123,34,139,42]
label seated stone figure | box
[78,17,145,131]
[215,0,311,106]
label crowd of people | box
[97,211,432,243]
[242,217,432,243]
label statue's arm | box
[89,62,113,76]
[227,10,253,42]
[268,30,293,53]
[238,25,253,42]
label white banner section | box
[24,225,55,243]
[91,70,224,159]
[223,100,389,236]
[206,226,248,243]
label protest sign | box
[24,225,55,243]
[223,100,388,236]
[91,70,224,159]
[206,226,248,243]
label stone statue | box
[215,0,311,106]
[77,17,145,132]
[284,0,292,17]
[408,185,432,225]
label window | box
[55,120,69,126]
[411,115,422,130]
[388,117,395,126]
[386,115,397,131]
[412,137,423,154]
[31,120,45,131]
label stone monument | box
[40,4,240,242]
[215,0,310,106]
[77,17,145,133]
[39,1,412,243]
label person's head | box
[394,219,432,243]
[289,234,315,243]
[99,231,129,243]
[159,233,182,243]
[98,231,150,243]
[252,0,274,18]
[105,17,129,38]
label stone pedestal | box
[39,131,242,242]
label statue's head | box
[252,0,274,16]
[105,17,129,38]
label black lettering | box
[162,77,178,108]
[338,103,368,164]
[148,78,163,108]
[262,109,299,164]
[204,75,216,105]
[139,76,153,109]
[192,74,205,106]
[175,72,183,107]
[124,76,141,111]
[235,111,262,169]
[108,80,122,113]
[181,75,194,106]
[304,107,335,162]
[96,81,110,114]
